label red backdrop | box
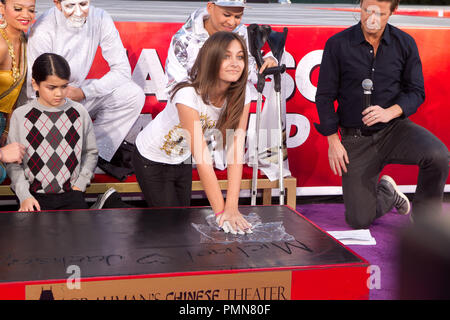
[88,23,450,194]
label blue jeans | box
[341,118,449,229]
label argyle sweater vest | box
[7,99,98,203]
[24,106,83,193]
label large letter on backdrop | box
[88,22,450,195]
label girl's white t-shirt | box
[135,86,251,166]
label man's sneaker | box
[380,175,411,215]
[90,187,117,209]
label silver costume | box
[164,8,258,91]
[27,6,145,162]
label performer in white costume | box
[165,0,291,181]
[165,0,276,90]
[26,0,145,166]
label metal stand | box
[248,24,288,205]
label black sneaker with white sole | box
[379,175,411,215]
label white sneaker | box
[90,187,117,209]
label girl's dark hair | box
[32,53,71,85]
[170,31,249,135]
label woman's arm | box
[224,103,250,208]
[73,108,99,191]
[177,102,252,234]
[217,103,252,233]
[5,111,40,211]
[176,103,224,214]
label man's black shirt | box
[314,22,425,136]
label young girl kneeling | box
[133,32,252,234]
[7,53,98,211]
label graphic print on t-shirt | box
[160,112,217,157]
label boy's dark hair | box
[32,53,71,85]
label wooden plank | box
[0,177,297,207]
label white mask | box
[60,0,90,29]
[364,5,382,31]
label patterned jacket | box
[164,8,258,92]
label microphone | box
[362,79,373,109]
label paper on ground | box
[327,229,376,245]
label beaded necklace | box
[0,29,20,82]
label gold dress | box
[0,30,26,183]
[0,30,27,136]
[0,70,25,115]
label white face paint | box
[365,5,382,31]
[60,0,90,29]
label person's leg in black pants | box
[341,133,385,229]
[32,190,89,211]
[342,118,449,228]
[377,118,449,221]
[173,161,193,207]
[132,147,192,207]
[66,190,90,210]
